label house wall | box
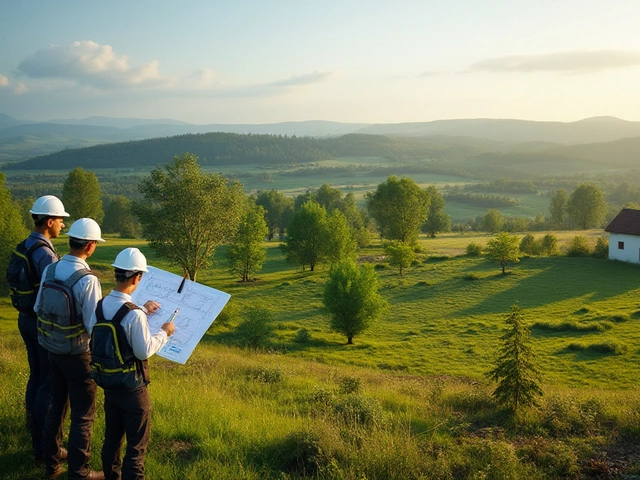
[608,233,640,263]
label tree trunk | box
[347,336,353,344]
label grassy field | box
[2,231,640,478]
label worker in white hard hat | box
[89,247,174,479]
[35,217,106,480]
[10,195,69,463]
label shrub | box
[236,307,275,348]
[246,365,284,383]
[566,236,591,257]
[593,236,609,259]
[273,429,331,476]
[295,328,311,343]
[338,376,362,395]
[519,234,541,255]
[214,300,240,328]
[463,273,480,281]
[333,394,384,426]
[466,242,482,256]
[540,234,558,255]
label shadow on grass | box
[457,257,640,316]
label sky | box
[1,0,640,125]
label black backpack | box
[6,239,51,314]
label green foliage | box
[333,394,384,426]
[235,307,275,348]
[384,240,415,275]
[422,185,451,237]
[566,235,591,257]
[338,376,362,395]
[365,175,430,244]
[214,300,240,328]
[0,170,29,294]
[486,232,521,274]
[482,208,505,233]
[519,234,541,255]
[540,234,558,255]
[285,199,328,271]
[254,189,293,241]
[324,209,358,265]
[466,242,483,256]
[295,328,311,343]
[62,167,104,223]
[323,260,387,344]
[487,304,543,411]
[226,205,269,282]
[593,236,609,259]
[567,183,607,229]
[102,195,139,237]
[134,153,245,281]
[445,190,520,208]
[549,189,568,229]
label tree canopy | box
[486,232,521,274]
[285,200,329,272]
[365,176,429,244]
[62,167,104,223]
[227,204,269,282]
[134,152,245,281]
[567,183,607,229]
[323,260,387,344]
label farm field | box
[2,231,640,478]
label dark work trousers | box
[101,386,151,480]
[18,312,52,459]
[44,351,97,479]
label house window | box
[618,241,625,250]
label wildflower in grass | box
[487,304,542,411]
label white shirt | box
[90,290,168,360]
[34,254,102,334]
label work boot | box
[46,464,66,479]
[85,471,105,480]
[59,447,68,462]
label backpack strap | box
[64,267,94,289]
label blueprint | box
[130,266,230,364]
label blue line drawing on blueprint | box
[131,266,230,364]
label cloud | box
[17,40,171,89]
[0,75,8,87]
[467,50,640,74]
[13,83,28,94]
[267,71,333,88]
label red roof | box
[605,208,640,235]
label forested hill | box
[3,132,493,170]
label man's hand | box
[144,301,161,314]
[161,322,175,337]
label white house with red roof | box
[605,208,640,263]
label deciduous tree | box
[422,185,451,237]
[325,209,357,265]
[385,241,415,275]
[567,183,607,230]
[285,200,328,271]
[366,176,429,244]
[255,189,294,240]
[486,232,520,274]
[134,152,245,281]
[103,195,138,238]
[227,205,269,282]
[0,170,29,294]
[62,167,104,223]
[487,304,542,411]
[482,208,504,233]
[549,189,568,229]
[323,260,387,344]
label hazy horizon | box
[2,1,640,125]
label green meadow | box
[2,231,640,478]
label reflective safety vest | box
[37,262,94,355]
[90,300,150,392]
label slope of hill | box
[358,117,640,144]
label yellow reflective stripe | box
[37,317,86,331]
[37,327,51,337]
[92,363,137,374]
[94,322,125,364]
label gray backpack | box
[37,262,95,355]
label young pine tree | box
[487,304,542,411]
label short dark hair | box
[69,237,91,250]
[114,268,142,283]
[33,214,50,227]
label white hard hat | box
[30,195,70,217]
[111,247,148,273]
[66,218,105,242]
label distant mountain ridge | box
[2,113,640,164]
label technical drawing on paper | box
[130,266,230,364]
